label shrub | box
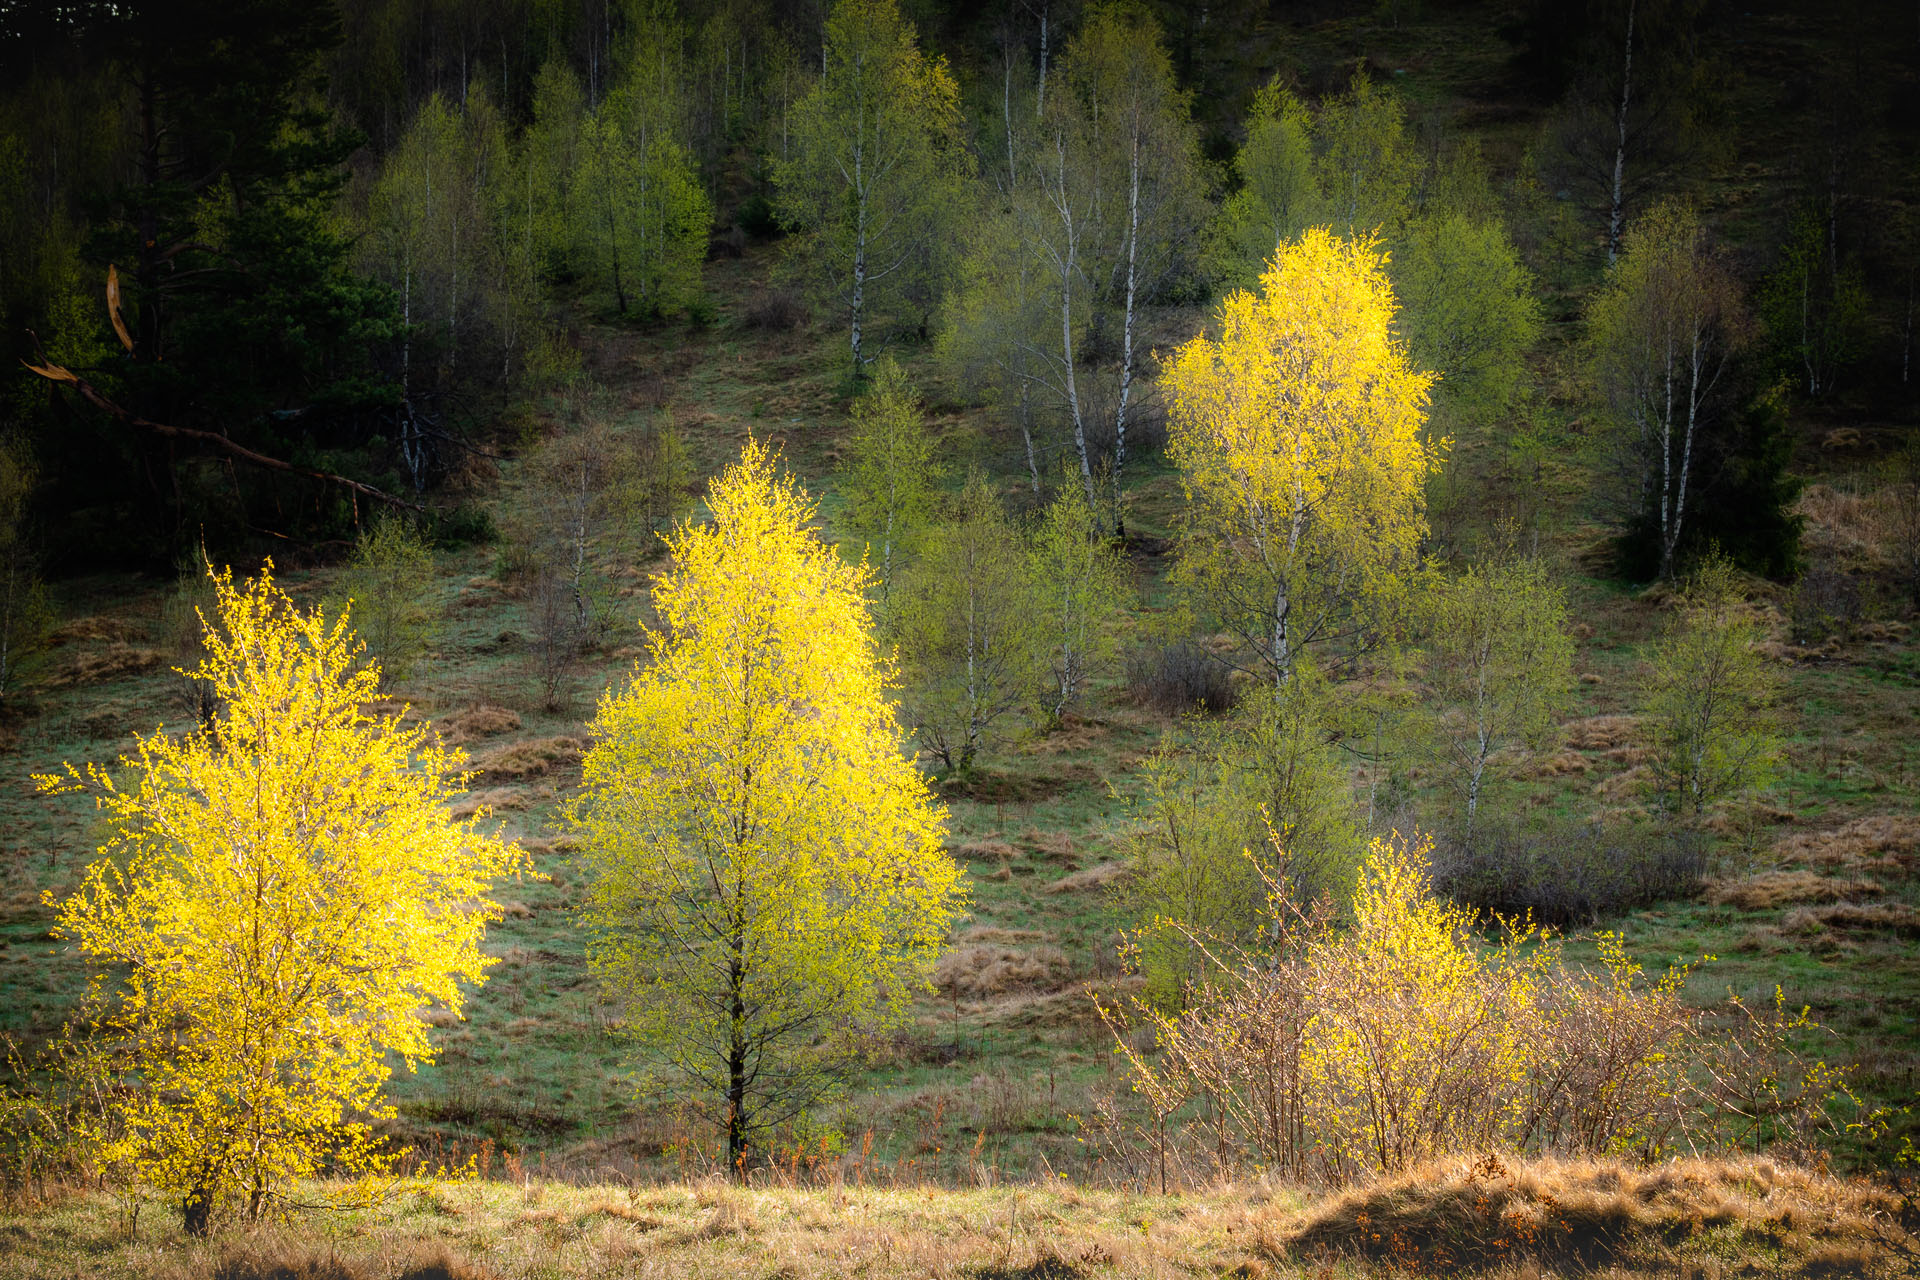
[1789,556,1861,643]
[743,288,808,331]
[1428,815,1708,924]
[1104,834,1847,1185]
[1126,639,1235,715]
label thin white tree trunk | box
[1607,0,1636,267]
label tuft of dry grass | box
[953,838,1020,863]
[1706,870,1883,910]
[469,736,583,783]
[1780,902,1920,938]
[1042,862,1132,894]
[43,643,168,688]
[933,943,1071,998]
[448,786,533,820]
[1775,814,1920,872]
[1564,714,1641,751]
[440,704,523,745]
[1272,1154,1902,1275]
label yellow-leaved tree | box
[1165,228,1437,684]
[43,566,524,1234]
[573,441,966,1170]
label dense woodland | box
[3,0,1920,1274]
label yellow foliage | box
[1165,228,1437,682]
[573,440,966,1166]
[41,565,525,1231]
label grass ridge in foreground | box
[1,1155,1909,1278]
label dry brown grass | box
[1564,714,1640,751]
[933,942,1071,998]
[1520,748,1589,779]
[1780,902,1920,938]
[439,704,522,745]
[4,1158,1910,1280]
[1271,1154,1902,1275]
[1021,828,1079,861]
[952,838,1020,863]
[43,643,168,688]
[1043,862,1132,894]
[448,786,533,820]
[1796,481,1904,568]
[1775,814,1920,872]
[47,615,145,647]
[469,736,583,783]
[1706,870,1883,910]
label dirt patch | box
[1707,870,1882,910]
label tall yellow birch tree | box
[573,442,965,1170]
[44,566,524,1234]
[1165,229,1437,685]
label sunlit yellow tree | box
[574,442,965,1170]
[1165,229,1437,685]
[44,566,524,1234]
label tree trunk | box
[1607,0,1636,267]
[726,944,748,1174]
[1110,129,1142,540]
[182,1185,213,1237]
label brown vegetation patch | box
[1565,715,1640,751]
[1780,902,1920,938]
[953,838,1019,864]
[1521,748,1589,779]
[470,736,583,783]
[1274,1155,1899,1274]
[1707,870,1882,910]
[1775,814,1920,872]
[44,643,167,687]
[47,615,142,647]
[449,787,533,820]
[197,1240,496,1280]
[1796,482,1902,568]
[1043,862,1132,894]
[955,925,1049,945]
[1021,828,1078,861]
[441,703,523,745]
[934,943,1071,998]
[1591,765,1649,800]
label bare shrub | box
[1125,639,1235,715]
[1790,556,1862,643]
[743,289,807,332]
[1427,815,1708,924]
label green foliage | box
[775,0,967,370]
[1423,555,1575,835]
[1029,480,1130,722]
[892,471,1042,773]
[573,442,964,1166]
[1394,213,1542,425]
[1758,206,1871,400]
[1644,558,1782,819]
[840,355,940,597]
[333,516,438,684]
[1312,72,1418,238]
[577,81,712,319]
[1206,80,1319,293]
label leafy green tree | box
[43,566,523,1234]
[1759,206,1870,400]
[1394,213,1542,426]
[893,471,1042,772]
[1313,72,1419,238]
[334,516,438,684]
[1644,557,1780,818]
[573,442,964,1169]
[775,0,967,373]
[1587,200,1750,580]
[578,77,712,318]
[1029,479,1130,721]
[1206,79,1319,293]
[1424,556,1575,835]
[840,355,940,597]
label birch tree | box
[1587,200,1749,580]
[1425,556,1575,836]
[775,0,967,374]
[840,354,939,598]
[574,443,964,1170]
[1029,478,1130,721]
[1207,79,1320,292]
[1165,228,1436,686]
